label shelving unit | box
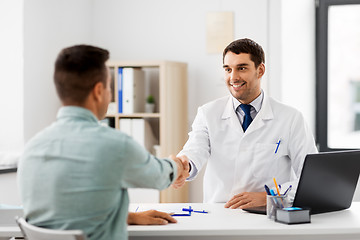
[106,60,188,203]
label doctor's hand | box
[127,210,177,225]
[224,192,267,209]
[170,155,189,189]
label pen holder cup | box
[266,195,291,220]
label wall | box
[0,0,23,152]
[280,0,316,135]
[23,0,94,142]
[91,0,269,123]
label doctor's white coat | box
[179,93,318,203]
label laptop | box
[243,150,360,215]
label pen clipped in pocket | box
[251,143,287,179]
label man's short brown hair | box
[223,38,265,68]
[54,45,109,104]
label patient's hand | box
[127,210,177,225]
[170,155,190,189]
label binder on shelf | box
[119,118,132,136]
[119,118,158,154]
[118,68,123,113]
[132,119,158,154]
[122,68,145,114]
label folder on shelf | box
[119,118,132,136]
[118,68,123,113]
[132,119,158,154]
[119,118,158,154]
[122,68,145,114]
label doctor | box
[175,38,318,209]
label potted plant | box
[145,95,155,113]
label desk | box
[0,226,22,240]
[1,203,359,240]
[128,203,360,240]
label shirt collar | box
[57,106,99,123]
[232,89,264,113]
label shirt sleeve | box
[177,107,211,181]
[119,135,177,190]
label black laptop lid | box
[293,150,360,214]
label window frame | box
[316,0,360,151]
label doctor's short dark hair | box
[54,44,109,104]
[223,38,265,68]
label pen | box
[273,178,281,196]
[264,185,271,195]
[182,207,208,214]
[275,139,281,153]
[170,213,191,216]
[283,185,292,196]
[193,210,208,213]
[269,189,276,196]
[269,189,280,207]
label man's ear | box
[92,82,104,102]
[257,63,265,78]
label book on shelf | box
[118,68,123,113]
[122,68,145,114]
[119,118,158,154]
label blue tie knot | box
[239,104,252,116]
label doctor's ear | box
[257,63,265,78]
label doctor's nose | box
[230,71,239,81]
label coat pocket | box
[251,143,287,179]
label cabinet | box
[106,61,188,203]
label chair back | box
[16,217,86,240]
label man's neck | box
[62,101,100,120]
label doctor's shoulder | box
[269,97,305,120]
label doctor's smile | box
[230,81,246,90]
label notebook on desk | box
[243,150,360,215]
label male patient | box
[18,45,189,240]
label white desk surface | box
[1,203,360,240]
[128,202,360,240]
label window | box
[316,0,360,151]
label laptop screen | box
[293,150,360,214]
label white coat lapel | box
[245,93,274,135]
[221,96,244,135]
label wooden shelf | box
[106,113,160,118]
[105,61,188,203]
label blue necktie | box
[239,104,253,132]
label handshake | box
[169,155,189,189]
